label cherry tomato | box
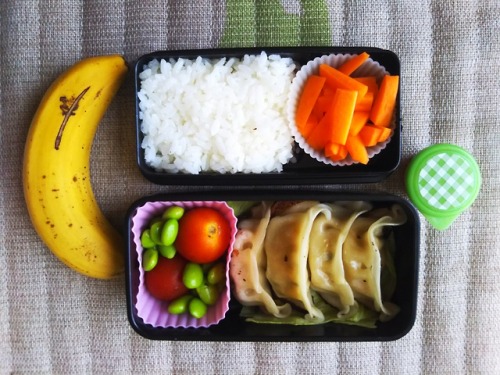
[175,207,231,264]
[144,255,188,301]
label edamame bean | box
[160,219,178,246]
[207,262,225,285]
[140,229,155,248]
[148,216,164,227]
[182,262,204,289]
[188,297,207,319]
[196,284,219,306]
[158,244,176,259]
[162,206,185,220]
[142,249,159,271]
[167,294,193,315]
[149,220,164,244]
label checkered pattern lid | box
[406,144,481,230]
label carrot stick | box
[338,52,370,75]
[312,95,334,116]
[298,111,319,139]
[295,75,326,130]
[322,88,358,145]
[377,126,392,143]
[354,76,378,96]
[325,142,340,157]
[346,134,369,164]
[321,86,336,96]
[306,118,329,151]
[355,91,374,112]
[348,111,370,136]
[325,142,347,161]
[358,125,384,146]
[319,64,368,99]
[370,75,399,128]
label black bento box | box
[125,190,420,342]
[134,47,401,185]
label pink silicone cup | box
[130,200,237,328]
[287,53,396,167]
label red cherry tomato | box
[144,255,188,301]
[175,207,231,264]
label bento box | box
[125,190,419,342]
[134,47,401,185]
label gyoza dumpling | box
[343,204,407,320]
[308,201,372,316]
[229,202,292,318]
[264,203,332,321]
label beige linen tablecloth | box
[1,1,499,374]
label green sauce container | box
[405,144,481,230]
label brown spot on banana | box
[55,86,90,150]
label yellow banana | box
[23,55,128,279]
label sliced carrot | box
[298,111,319,139]
[325,142,347,161]
[295,75,326,130]
[370,75,399,128]
[306,119,329,151]
[323,88,358,145]
[346,135,369,165]
[358,125,384,146]
[319,64,368,99]
[348,111,370,136]
[354,76,378,96]
[325,142,341,157]
[338,52,370,76]
[312,95,334,116]
[355,91,374,112]
[321,86,336,96]
[377,126,392,143]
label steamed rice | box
[138,52,296,174]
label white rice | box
[138,52,296,174]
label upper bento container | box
[134,47,401,185]
[125,190,420,342]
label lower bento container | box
[134,47,401,185]
[125,190,419,342]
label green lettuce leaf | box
[226,201,257,217]
[240,291,378,328]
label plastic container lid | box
[405,144,481,230]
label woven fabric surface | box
[1,0,499,374]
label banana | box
[23,55,128,279]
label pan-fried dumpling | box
[264,203,332,321]
[343,204,407,320]
[229,202,292,318]
[308,201,372,316]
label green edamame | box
[142,248,159,271]
[188,297,207,319]
[160,218,178,246]
[182,262,204,289]
[140,229,155,248]
[167,294,193,315]
[158,244,176,259]
[162,206,185,220]
[207,262,225,285]
[149,220,164,245]
[196,284,219,306]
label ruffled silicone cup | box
[287,53,396,166]
[131,200,237,328]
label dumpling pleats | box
[230,202,292,318]
[264,204,332,322]
[343,204,407,320]
[308,201,372,316]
